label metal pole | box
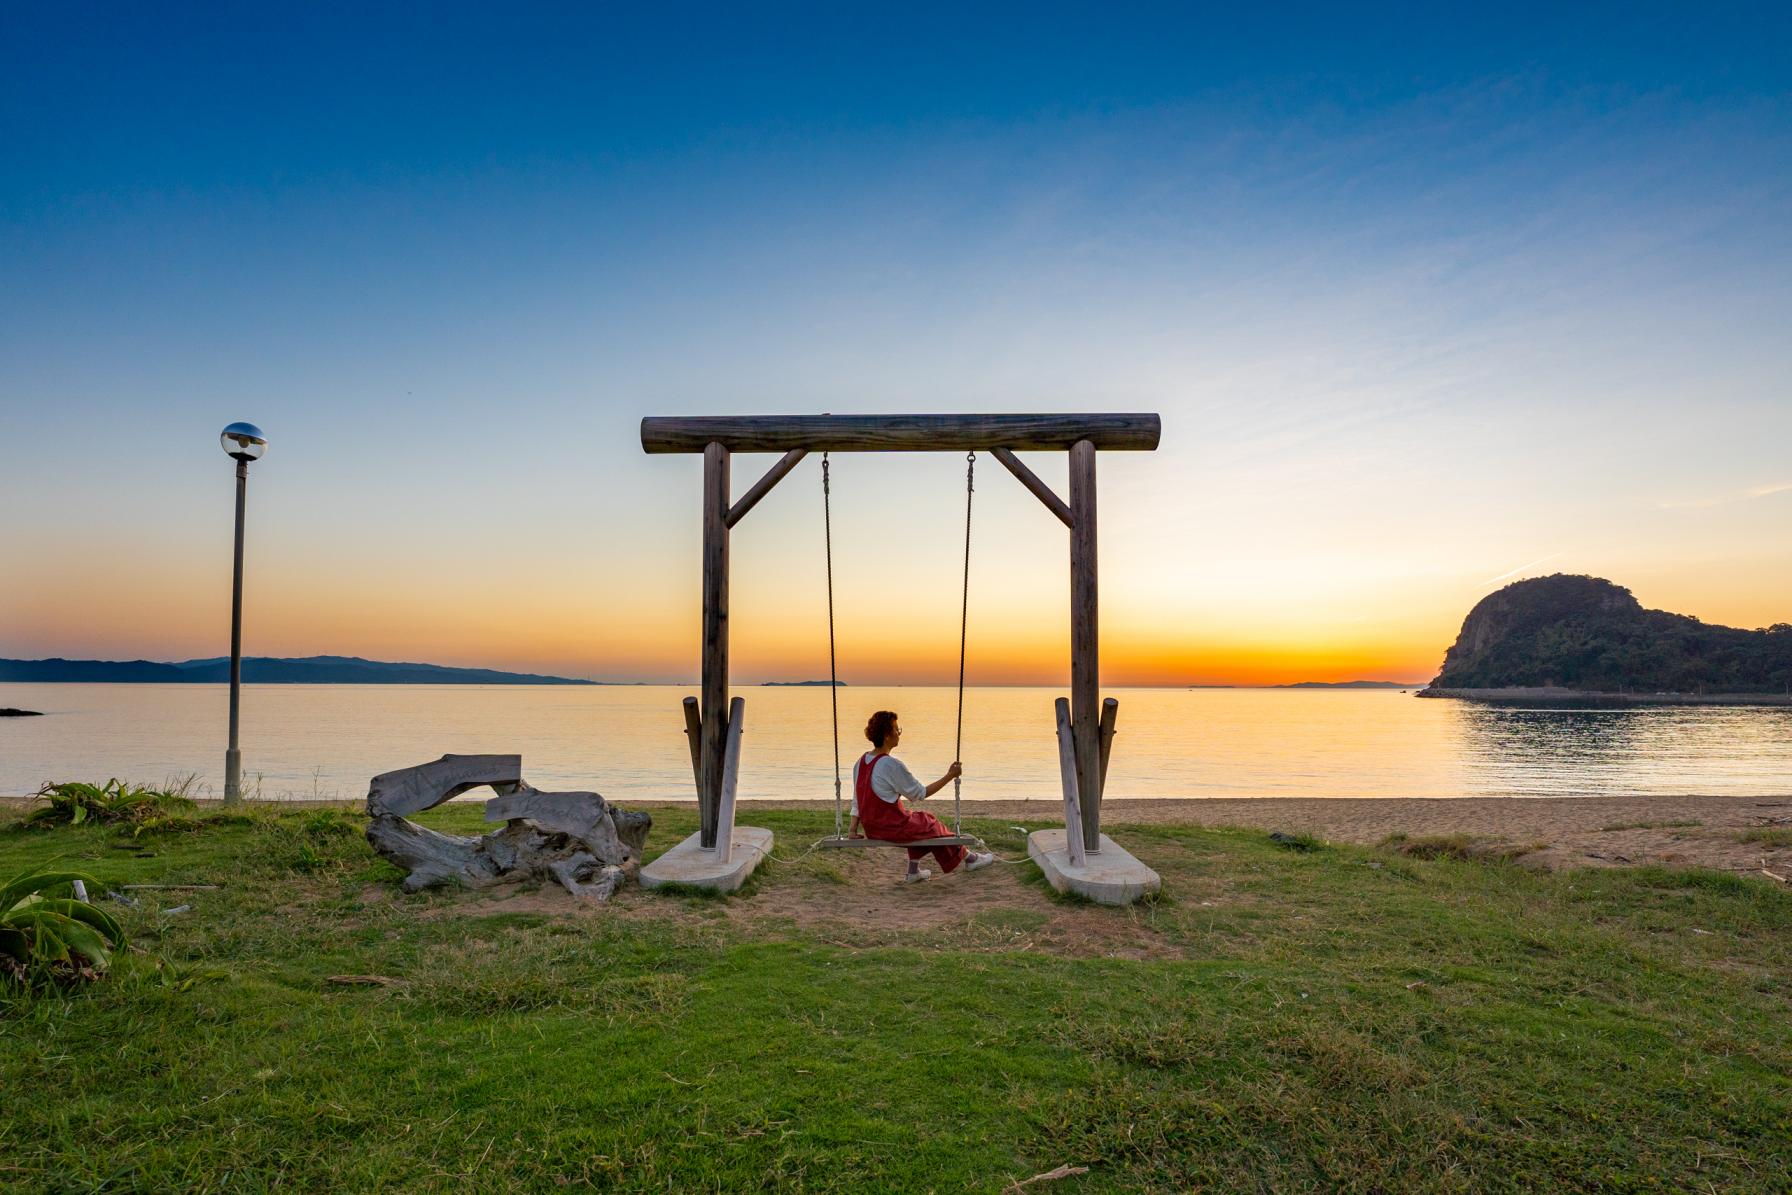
[224,458,247,803]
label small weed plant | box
[27,779,197,835]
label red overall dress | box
[855,751,967,873]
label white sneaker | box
[964,851,996,872]
[903,868,933,884]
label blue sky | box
[3,3,1788,682]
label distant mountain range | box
[1273,680,1418,689]
[0,655,604,685]
[1189,680,1419,689]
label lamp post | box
[219,422,267,804]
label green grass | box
[1602,819,1703,832]
[1738,827,1792,848]
[2,801,1790,1192]
[1376,832,1547,862]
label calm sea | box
[2,683,1789,802]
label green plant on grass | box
[0,865,127,989]
[1378,832,1543,863]
[298,808,360,838]
[1739,827,1792,848]
[27,779,197,834]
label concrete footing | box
[639,827,773,894]
[1027,830,1160,905]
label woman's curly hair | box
[864,710,899,748]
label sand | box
[714,793,1792,876]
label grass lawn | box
[2,801,1789,1192]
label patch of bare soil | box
[395,838,1187,959]
[667,844,1184,960]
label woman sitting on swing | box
[850,709,995,882]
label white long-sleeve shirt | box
[855,751,926,804]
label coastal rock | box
[1428,574,1792,694]
[364,756,650,900]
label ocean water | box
[2,683,1789,803]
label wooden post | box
[1098,697,1118,794]
[714,696,746,863]
[681,696,703,799]
[1053,697,1086,866]
[725,448,808,528]
[700,443,730,849]
[1069,439,1100,852]
[990,447,1072,528]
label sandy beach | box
[718,793,1792,875]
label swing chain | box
[953,451,974,835]
[823,452,842,839]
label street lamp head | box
[220,422,268,462]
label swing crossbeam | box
[642,412,1160,455]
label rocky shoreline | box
[1417,686,1792,706]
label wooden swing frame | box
[641,413,1162,864]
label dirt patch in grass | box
[399,838,1191,960]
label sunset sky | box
[3,4,1788,686]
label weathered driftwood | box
[368,754,523,817]
[364,756,650,901]
[485,787,651,860]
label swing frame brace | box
[643,412,1161,853]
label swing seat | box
[818,834,981,850]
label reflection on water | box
[1,683,1789,801]
[1455,704,1792,798]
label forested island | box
[1420,575,1792,703]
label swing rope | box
[824,453,842,839]
[952,452,974,836]
[823,450,976,842]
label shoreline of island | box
[1418,686,1792,707]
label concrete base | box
[639,827,773,894]
[1027,830,1161,905]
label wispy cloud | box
[1483,553,1561,586]
[1658,481,1792,510]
